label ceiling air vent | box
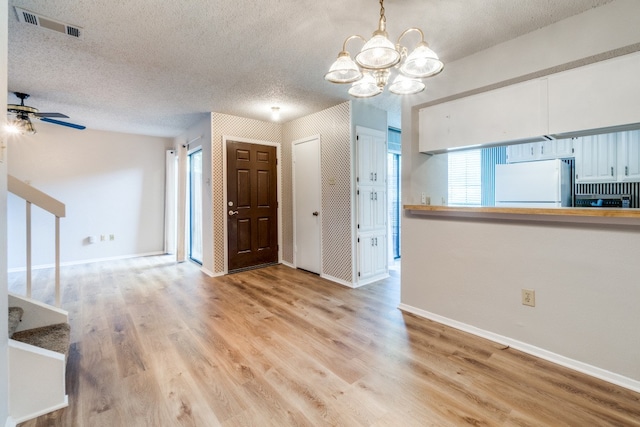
[14,7,83,39]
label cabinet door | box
[358,128,387,185]
[357,235,375,280]
[420,78,548,153]
[551,138,575,158]
[357,187,374,232]
[574,134,617,183]
[372,233,388,277]
[372,188,386,230]
[548,52,640,135]
[358,133,375,185]
[507,142,539,163]
[618,130,640,182]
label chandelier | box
[324,0,443,97]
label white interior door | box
[293,136,321,274]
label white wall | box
[7,123,173,269]
[173,115,213,274]
[1,0,10,422]
[401,0,640,388]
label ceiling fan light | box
[348,72,382,98]
[325,52,363,84]
[355,34,400,70]
[7,115,37,135]
[388,74,425,95]
[400,42,444,78]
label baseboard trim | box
[5,416,17,427]
[8,252,166,273]
[398,303,640,394]
[281,261,295,269]
[320,273,356,288]
[357,272,390,287]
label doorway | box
[225,140,279,272]
[188,148,203,264]
[293,135,321,274]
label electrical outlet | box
[421,192,430,205]
[100,235,106,242]
[110,234,115,241]
[522,289,535,307]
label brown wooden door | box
[227,141,278,272]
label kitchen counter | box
[404,204,640,224]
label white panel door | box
[293,136,321,274]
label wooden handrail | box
[8,175,65,218]
[7,175,65,307]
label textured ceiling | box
[7,0,613,137]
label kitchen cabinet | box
[356,126,388,284]
[357,232,387,283]
[357,187,386,232]
[548,51,640,135]
[419,79,548,153]
[506,139,574,163]
[617,130,640,182]
[574,134,617,183]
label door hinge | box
[357,135,359,140]
[357,224,360,229]
[357,237,360,242]
[358,272,360,277]
[357,189,359,195]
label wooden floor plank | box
[10,256,640,426]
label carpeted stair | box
[9,306,24,337]
[8,306,70,357]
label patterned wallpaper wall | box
[211,113,282,274]
[282,102,353,284]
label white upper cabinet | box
[506,139,574,163]
[548,52,640,135]
[419,79,548,153]
[574,134,617,183]
[419,51,640,154]
[618,130,640,182]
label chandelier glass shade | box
[324,0,443,98]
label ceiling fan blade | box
[34,112,70,118]
[39,117,86,130]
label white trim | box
[222,136,282,275]
[356,272,389,287]
[292,134,322,275]
[398,303,640,394]
[200,266,222,277]
[5,416,17,427]
[7,251,166,273]
[11,397,68,425]
[281,260,295,269]
[320,273,356,288]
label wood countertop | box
[404,204,640,222]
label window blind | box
[448,149,481,206]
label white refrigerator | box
[495,159,572,208]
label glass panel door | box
[188,149,203,264]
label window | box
[448,149,481,206]
[388,127,401,259]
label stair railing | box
[7,175,66,307]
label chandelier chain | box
[379,0,386,23]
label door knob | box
[228,210,239,216]
[312,211,319,216]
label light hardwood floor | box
[9,256,640,426]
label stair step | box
[12,323,70,357]
[8,306,24,338]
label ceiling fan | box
[6,92,85,134]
